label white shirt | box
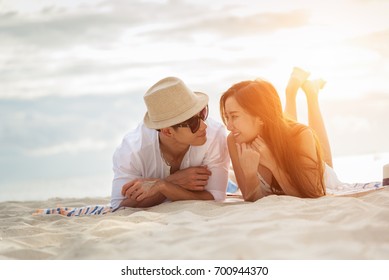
[111,117,230,209]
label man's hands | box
[121,178,160,202]
[121,166,212,202]
[166,166,211,191]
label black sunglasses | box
[173,105,208,133]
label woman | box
[220,67,340,201]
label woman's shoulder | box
[296,127,318,157]
[299,128,315,142]
[288,121,310,136]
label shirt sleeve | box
[110,139,142,210]
[203,124,230,201]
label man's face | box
[169,106,209,146]
[172,119,207,146]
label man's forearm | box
[119,192,166,208]
[156,180,214,201]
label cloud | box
[0,10,131,49]
[27,138,108,156]
[0,0,183,50]
[0,94,144,156]
[0,0,310,100]
[0,1,309,49]
[322,93,389,156]
[141,10,309,42]
[351,29,389,58]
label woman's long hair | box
[220,79,325,197]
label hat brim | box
[144,91,209,129]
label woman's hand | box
[236,142,260,177]
[250,136,276,171]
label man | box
[111,77,230,209]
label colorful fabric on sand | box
[33,205,112,217]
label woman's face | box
[223,96,262,143]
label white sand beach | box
[1,188,389,260]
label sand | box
[1,188,389,260]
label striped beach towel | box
[327,181,383,196]
[33,205,112,217]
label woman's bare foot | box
[284,67,310,120]
[285,67,310,98]
[302,79,326,100]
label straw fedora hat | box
[143,77,209,129]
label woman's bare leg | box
[284,67,310,121]
[284,67,333,167]
[302,79,333,167]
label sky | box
[1,0,389,201]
